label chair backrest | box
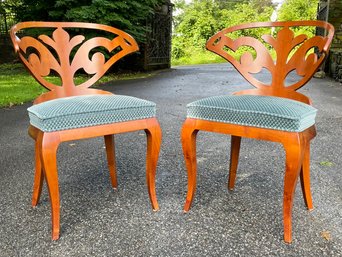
[206,20,334,104]
[10,22,139,104]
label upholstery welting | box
[187,95,317,132]
[28,95,156,132]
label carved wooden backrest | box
[206,21,334,104]
[10,22,139,104]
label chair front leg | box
[181,119,199,212]
[38,131,61,240]
[32,138,44,207]
[283,134,306,243]
[144,118,162,211]
[300,142,313,210]
[228,135,241,190]
[104,135,118,189]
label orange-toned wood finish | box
[181,21,334,243]
[11,22,162,240]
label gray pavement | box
[0,63,341,256]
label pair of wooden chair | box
[10,21,334,243]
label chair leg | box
[32,139,44,207]
[104,135,118,189]
[283,135,305,243]
[228,135,241,190]
[144,118,162,211]
[38,131,61,240]
[300,143,313,210]
[181,119,199,212]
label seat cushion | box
[27,95,156,132]
[187,95,317,132]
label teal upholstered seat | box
[187,95,317,132]
[28,95,156,132]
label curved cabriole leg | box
[181,119,199,212]
[228,135,241,190]
[300,142,313,210]
[104,135,118,189]
[38,131,61,240]
[283,134,305,243]
[32,139,44,206]
[144,118,162,211]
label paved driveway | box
[0,64,341,256]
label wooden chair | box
[181,21,334,243]
[10,22,162,240]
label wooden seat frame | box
[181,21,334,243]
[11,22,162,240]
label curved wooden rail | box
[206,20,334,104]
[11,22,139,103]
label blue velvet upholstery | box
[187,95,317,132]
[28,95,156,132]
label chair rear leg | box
[144,118,162,211]
[181,119,199,212]
[32,139,44,207]
[104,135,118,189]
[228,135,241,190]
[300,143,313,210]
[283,135,305,243]
[39,132,61,240]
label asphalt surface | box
[0,63,341,256]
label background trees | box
[172,0,274,64]
[11,0,165,42]
[2,0,320,66]
[172,0,319,65]
[277,0,318,21]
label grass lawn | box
[0,63,154,108]
[171,51,225,66]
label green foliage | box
[277,0,319,21]
[277,0,319,37]
[319,161,333,167]
[172,0,320,66]
[249,0,275,13]
[172,0,274,65]
[13,0,165,42]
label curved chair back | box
[206,20,334,104]
[10,22,139,104]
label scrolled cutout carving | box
[10,22,139,96]
[206,21,334,95]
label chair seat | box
[27,95,156,132]
[187,95,317,132]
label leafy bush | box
[13,0,165,42]
[172,0,320,66]
[172,0,273,65]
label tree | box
[172,0,274,59]
[249,0,275,13]
[277,0,318,21]
[214,0,248,9]
[14,0,165,42]
[277,0,319,36]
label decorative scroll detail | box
[11,23,139,94]
[206,22,334,93]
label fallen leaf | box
[321,231,331,241]
[319,161,333,167]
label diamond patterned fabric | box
[28,95,156,132]
[187,95,317,132]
